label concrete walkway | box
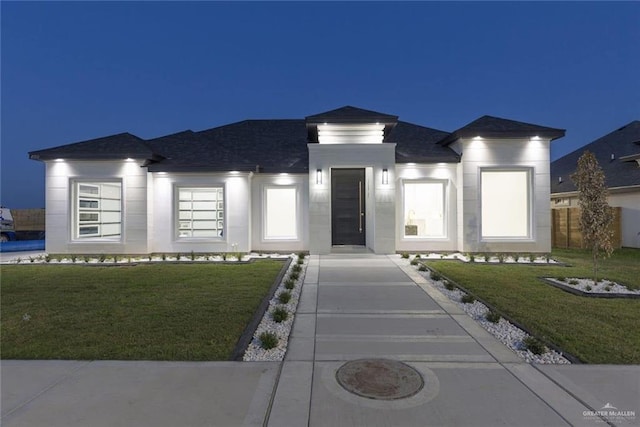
[2,254,638,426]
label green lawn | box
[426,248,640,364]
[1,261,284,360]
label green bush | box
[284,279,296,290]
[292,264,302,273]
[460,294,475,304]
[568,279,579,285]
[297,252,306,259]
[585,285,592,291]
[410,258,419,266]
[469,254,475,263]
[190,251,196,261]
[418,264,427,272]
[259,332,279,350]
[272,307,289,323]
[401,252,410,259]
[278,291,291,304]
[522,336,547,355]
[430,271,442,281]
[497,253,505,263]
[557,277,566,282]
[297,258,304,265]
[99,254,106,263]
[444,281,455,291]
[290,271,300,281]
[486,310,501,323]
[604,285,612,292]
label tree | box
[571,151,614,284]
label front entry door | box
[331,168,365,245]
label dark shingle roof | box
[389,121,459,163]
[27,106,477,171]
[146,120,309,173]
[29,132,156,161]
[305,106,398,124]
[551,120,640,194]
[439,115,565,145]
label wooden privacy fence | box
[551,207,622,249]
[11,208,45,231]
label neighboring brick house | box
[29,106,564,254]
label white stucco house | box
[551,120,640,248]
[29,106,565,255]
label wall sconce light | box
[316,169,322,185]
[382,168,389,185]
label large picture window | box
[403,181,446,238]
[75,182,122,240]
[264,186,297,240]
[177,187,224,238]
[481,169,531,239]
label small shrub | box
[190,250,196,261]
[284,279,296,290]
[162,253,166,261]
[557,277,566,282]
[418,264,427,272]
[292,264,302,273]
[45,254,51,263]
[497,253,505,263]
[483,253,492,262]
[585,285,592,291]
[29,256,35,263]
[70,254,77,263]
[148,254,153,261]
[430,271,442,281]
[83,255,91,263]
[113,255,119,263]
[469,254,475,263]
[545,253,551,262]
[444,281,455,291]
[486,310,501,323]
[401,252,410,259]
[522,336,547,355]
[513,253,520,262]
[222,253,227,261]
[278,291,291,304]
[99,254,106,263]
[410,258,419,266]
[259,332,279,350]
[290,271,300,281]
[297,252,306,259]
[568,279,579,285]
[604,285,612,292]
[297,258,304,265]
[528,253,535,263]
[460,294,475,304]
[16,257,22,264]
[272,307,289,323]
[176,253,182,261]
[127,256,132,263]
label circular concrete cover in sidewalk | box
[335,359,424,400]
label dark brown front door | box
[331,168,365,245]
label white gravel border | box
[545,277,639,295]
[404,256,571,364]
[242,255,307,361]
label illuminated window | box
[403,181,446,238]
[481,169,531,239]
[264,187,297,240]
[177,187,224,238]
[74,182,122,240]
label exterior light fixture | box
[382,168,389,185]
[316,169,322,185]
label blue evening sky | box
[2,1,639,208]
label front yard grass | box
[1,261,284,360]
[427,248,640,364]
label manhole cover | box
[335,359,424,400]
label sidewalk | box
[2,254,638,426]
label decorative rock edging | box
[242,255,307,361]
[541,278,640,299]
[404,252,565,266]
[403,256,573,364]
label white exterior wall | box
[44,159,149,254]
[250,174,309,252]
[308,143,396,254]
[149,172,251,253]
[459,137,552,253]
[395,163,459,252]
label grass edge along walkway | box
[426,248,640,364]
[1,260,285,361]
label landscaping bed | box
[423,248,640,364]
[1,260,286,360]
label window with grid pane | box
[177,187,224,238]
[75,182,122,240]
